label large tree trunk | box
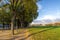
[11,15,15,35]
[21,21,23,28]
[17,19,20,28]
[2,21,4,32]
[15,17,18,33]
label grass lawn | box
[27,26,60,40]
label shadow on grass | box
[19,26,60,40]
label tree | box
[9,0,38,35]
[0,6,11,31]
[0,0,40,35]
[14,0,38,28]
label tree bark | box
[15,17,18,33]
[11,15,15,35]
[21,21,23,28]
[2,21,4,32]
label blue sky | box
[36,0,60,21]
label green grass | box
[28,26,60,40]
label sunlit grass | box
[28,26,60,40]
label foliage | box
[0,6,11,24]
[9,0,38,27]
[0,0,39,35]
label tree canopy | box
[0,0,39,35]
[7,0,38,27]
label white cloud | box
[41,15,56,20]
[32,14,60,24]
[37,3,42,12]
[56,10,60,18]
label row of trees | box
[0,5,11,30]
[0,0,40,35]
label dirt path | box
[14,29,32,40]
[0,29,32,40]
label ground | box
[0,26,60,40]
[0,29,32,40]
[27,26,60,40]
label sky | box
[0,0,9,7]
[36,0,60,21]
